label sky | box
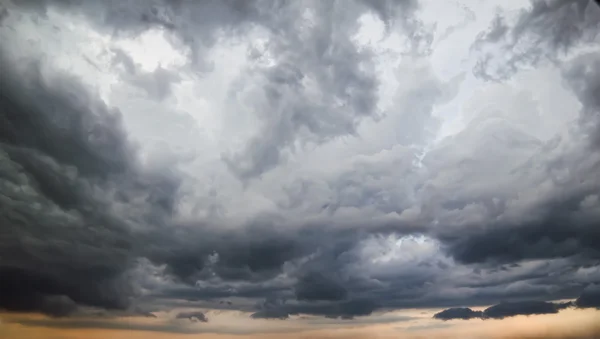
[0,0,600,338]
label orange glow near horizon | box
[2,308,599,339]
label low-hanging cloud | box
[434,300,574,321]
[175,311,208,323]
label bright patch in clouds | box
[115,28,186,71]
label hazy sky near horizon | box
[1,0,600,338]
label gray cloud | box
[562,52,600,147]
[110,47,182,101]
[175,311,208,322]
[433,307,482,320]
[222,1,383,179]
[0,4,9,24]
[434,300,574,321]
[1,0,600,332]
[5,0,426,179]
[576,284,600,309]
[435,43,600,271]
[482,300,572,319]
[0,49,159,316]
[295,272,348,302]
[251,297,378,320]
[472,0,600,81]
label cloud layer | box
[433,300,575,321]
[0,0,599,333]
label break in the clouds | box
[0,0,600,334]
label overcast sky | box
[1,0,600,338]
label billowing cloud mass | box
[0,0,599,336]
[473,0,600,81]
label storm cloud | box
[434,300,575,321]
[472,0,600,81]
[575,284,600,309]
[175,311,208,323]
[0,48,173,316]
[0,0,599,334]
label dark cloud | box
[472,0,600,81]
[175,311,208,322]
[148,229,382,319]
[358,0,432,55]
[295,272,348,302]
[439,197,600,265]
[251,297,292,320]
[2,36,598,323]
[250,309,291,320]
[146,225,347,285]
[251,298,378,320]
[4,0,413,179]
[483,300,569,319]
[359,0,419,26]
[1,0,600,331]
[433,307,483,320]
[0,5,9,24]
[436,52,600,268]
[222,1,384,179]
[562,52,600,147]
[575,284,600,309]
[0,46,178,316]
[434,300,574,321]
[0,4,443,324]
